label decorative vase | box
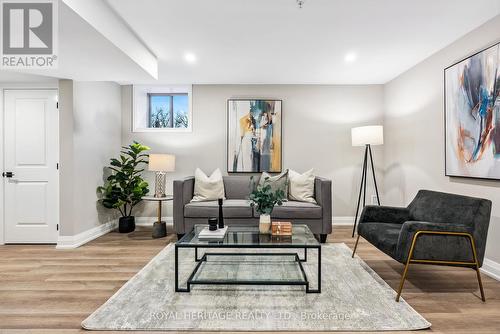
[208,217,218,231]
[119,216,135,233]
[259,214,271,234]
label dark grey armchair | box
[352,190,491,302]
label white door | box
[3,90,58,243]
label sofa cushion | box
[223,175,256,199]
[358,222,402,259]
[185,199,252,218]
[265,200,322,219]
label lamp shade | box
[148,154,175,172]
[351,125,384,146]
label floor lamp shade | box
[351,125,384,147]
[148,154,175,198]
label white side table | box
[141,195,173,238]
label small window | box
[148,93,189,129]
[132,85,192,132]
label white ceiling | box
[0,2,153,83]
[1,0,499,84]
[105,0,500,84]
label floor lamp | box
[351,125,383,237]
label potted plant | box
[97,142,150,233]
[249,178,286,234]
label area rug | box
[82,243,431,331]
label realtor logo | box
[1,0,58,68]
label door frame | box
[0,84,59,245]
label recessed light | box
[344,52,357,63]
[184,52,197,64]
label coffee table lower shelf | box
[174,247,321,293]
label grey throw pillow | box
[258,170,289,198]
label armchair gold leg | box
[396,230,486,302]
[396,231,419,302]
[396,261,410,302]
[467,235,486,302]
[475,267,486,302]
[352,235,360,258]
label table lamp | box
[148,154,175,198]
[351,125,383,237]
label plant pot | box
[259,214,271,234]
[119,216,135,233]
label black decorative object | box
[118,216,135,233]
[208,218,218,231]
[218,198,224,228]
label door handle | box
[2,172,14,178]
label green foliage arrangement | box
[249,177,286,215]
[97,142,150,217]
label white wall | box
[59,80,75,236]
[122,84,385,219]
[383,15,500,263]
[59,80,122,236]
[73,82,122,234]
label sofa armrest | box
[359,205,410,225]
[173,176,195,234]
[314,176,332,234]
[396,220,474,263]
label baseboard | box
[135,217,173,227]
[481,258,500,281]
[56,220,118,249]
[333,216,354,226]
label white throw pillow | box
[288,169,316,203]
[191,168,225,202]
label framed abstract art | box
[445,42,500,180]
[227,99,282,173]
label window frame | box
[132,85,192,133]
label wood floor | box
[0,225,499,334]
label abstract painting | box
[227,99,282,173]
[445,42,500,179]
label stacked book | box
[198,226,228,241]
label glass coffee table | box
[175,224,321,293]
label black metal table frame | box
[175,242,321,293]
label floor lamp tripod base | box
[352,144,380,237]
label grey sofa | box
[173,175,332,242]
[352,189,492,302]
